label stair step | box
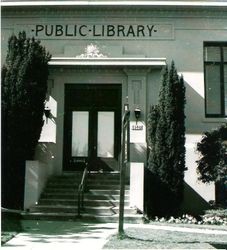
[38,199,77,206]
[30,205,77,213]
[41,190,129,196]
[88,172,120,179]
[22,211,143,223]
[44,188,78,192]
[30,204,137,215]
[39,199,130,206]
[41,193,78,199]
[83,200,130,206]
[47,181,80,185]
[87,179,120,183]
[85,207,137,215]
[44,185,129,193]
[42,189,129,196]
[81,214,143,223]
[41,192,128,200]
[87,180,120,184]
[88,185,120,190]
[51,175,82,180]
[45,181,122,188]
[46,183,81,187]
[88,189,129,195]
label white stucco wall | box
[130,163,144,212]
[185,134,215,203]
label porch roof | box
[48,57,167,67]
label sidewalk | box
[2,220,227,250]
[2,220,118,250]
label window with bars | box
[204,42,227,117]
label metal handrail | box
[78,164,88,217]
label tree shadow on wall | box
[144,168,211,218]
[181,182,211,216]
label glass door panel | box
[71,111,89,157]
[97,111,114,158]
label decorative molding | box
[76,44,107,58]
[49,67,125,74]
[132,80,142,106]
[127,73,147,122]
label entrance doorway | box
[63,84,122,171]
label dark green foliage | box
[196,124,227,184]
[147,105,159,173]
[146,61,186,217]
[2,32,51,209]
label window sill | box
[202,117,227,123]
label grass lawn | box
[103,224,227,249]
[1,211,23,245]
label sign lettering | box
[132,125,143,131]
[25,23,173,40]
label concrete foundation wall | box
[24,160,52,210]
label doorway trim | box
[63,83,122,172]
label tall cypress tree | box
[2,32,51,209]
[147,105,160,173]
[147,61,186,216]
[166,62,186,206]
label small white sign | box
[130,121,146,143]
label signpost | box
[118,104,130,236]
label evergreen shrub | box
[196,124,227,207]
[146,61,186,217]
[2,32,51,209]
[196,124,227,184]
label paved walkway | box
[2,220,227,250]
[2,220,117,250]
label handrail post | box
[78,185,81,217]
[77,162,88,218]
[118,106,130,236]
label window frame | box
[204,42,227,118]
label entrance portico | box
[43,54,166,175]
[38,55,165,212]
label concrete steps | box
[23,171,143,223]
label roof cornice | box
[1,1,227,7]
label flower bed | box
[148,209,227,226]
[201,209,227,225]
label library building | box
[1,1,227,220]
